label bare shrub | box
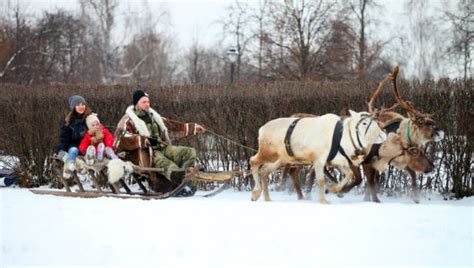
[0,79,471,197]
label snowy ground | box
[1,187,472,268]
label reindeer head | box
[379,133,434,173]
[389,66,445,144]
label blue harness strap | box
[284,118,302,157]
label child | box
[79,113,118,164]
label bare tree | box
[443,0,473,81]
[319,16,358,80]
[264,0,338,80]
[79,0,118,84]
[119,1,176,85]
[122,31,176,85]
[31,11,87,84]
[181,39,225,85]
[0,2,35,83]
[184,38,207,84]
[347,0,381,80]
[246,0,272,80]
[403,0,441,79]
[0,5,101,85]
[220,0,254,82]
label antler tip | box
[390,65,399,80]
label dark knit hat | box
[133,90,149,106]
[69,95,87,110]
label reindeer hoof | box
[336,193,344,198]
[319,199,330,204]
[411,192,420,204]
[327,184,339,193]
[251,191,261,201]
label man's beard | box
[138,106,150,112]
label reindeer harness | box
[284,118,302,157]
[284,115,376,166]
[362,119,402,164]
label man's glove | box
[148,137,159,147]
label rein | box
[205,129,258,153]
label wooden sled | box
[33,156,248,200]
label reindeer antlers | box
[389,66,424,117]
[367,67,402,114]
[369,65,428,118]
[368,72,391,113]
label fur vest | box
[117,105,171,144]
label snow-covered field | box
[1,187,472,268]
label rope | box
[205,129,258,153]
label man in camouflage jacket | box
[114,90,206,185]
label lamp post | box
[227,47,239,84]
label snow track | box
[1,188,472,268]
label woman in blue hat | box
[55,95,92,175]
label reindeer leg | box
[289,167,303,200]
[259,160,281,202]
[262,172,272,202]
[327,172,352,193]
[364,164,380,203]
[340,165,363,193]
[276,166,289,192]
[304,169,315,200]
[250,158,263,201]
[406,168,420,204]
[314,164,329,204]
[324,168,338,184]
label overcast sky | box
[8,0,439,48]
[9,0,250,48]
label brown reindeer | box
[341,66,443,203]
[281,66,443,203]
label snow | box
[1,188,473,268]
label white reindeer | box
[250,110,387,203]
